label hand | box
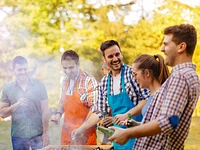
[42,133,50,147]
[103,116,113,127]
[113,114,127,125]
[121,119,141,127]
[51,114,61,125]
[108,126,129,145]
[71,127,85,139]
[17,98,28,107]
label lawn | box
[0,117,200,150]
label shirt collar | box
[172,62,196,73]
[14,77,34,86]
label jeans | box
[12,135,42,150]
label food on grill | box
[92,146,103,150]
[42,145,112,150]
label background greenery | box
[0,0,200,108]
[0,0,200,149]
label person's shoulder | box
[29,78,45,86]
[82,70,98,82]
[172,63,196,77]
[100,74,109,83]
[123,64,133,75]
[3,80,15,89]
[124,64,132,68]
[123,64,132,70]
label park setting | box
[0,0,200,149]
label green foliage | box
[0,0,200,107]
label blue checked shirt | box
[134,62,200,150]
[93,64,150,119]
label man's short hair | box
[164,24,197,56]
[61,50,79,64]
[100,40,121,56]
[12,56,28,69]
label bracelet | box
[55,112,62,116]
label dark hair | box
[100,40,121,56]
[164,24,197,56]
[133,54,170,85]
[12,56,28,69]
[61,50,79,64]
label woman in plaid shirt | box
[109,24,200,150]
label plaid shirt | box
[93,64,150,119]
[134,62,200,150]
[61,69,98,110]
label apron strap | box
[121,64,126,92]
[107,64,126,97]
[107,75,111,97]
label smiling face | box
[132,63,150,89]
[14,63,28,82]
[161,34,178,67]
[61,59,79,79]
[103,45,123,75]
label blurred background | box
[0,0,200,149]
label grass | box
[0,117,200,149]
[185,117,200,150]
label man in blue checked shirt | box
[72,40,150,150]
[109,24,200,150]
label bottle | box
[126,113,133,128]
[97,126,114,137]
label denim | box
[12,135,42,150]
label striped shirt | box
[94,64,150,119]
[61,69,98,110]
[134,62,200,150]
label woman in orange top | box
[52,50,98,145]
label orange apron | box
[61,78,96,145]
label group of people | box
[0,23,199,150]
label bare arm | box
[127,100,147,116]
[0,98,28,118]
[40,99,50,147]
[113,100,147,124]
[72,112,100,137]
[56,97,64,115]
[128,119,161,138]
[109,119,162,145]
[0,102,17,118]
[51,97,64,124]
[83,112,100,129]
[41,99,49,134]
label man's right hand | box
[17,98,29,107]
[51,113,61,125]
[71,127,85,139]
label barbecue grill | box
[41,145,112,150]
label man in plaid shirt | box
[72,40,150,150]
[109,24,200,150]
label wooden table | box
[42,145,112,150]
